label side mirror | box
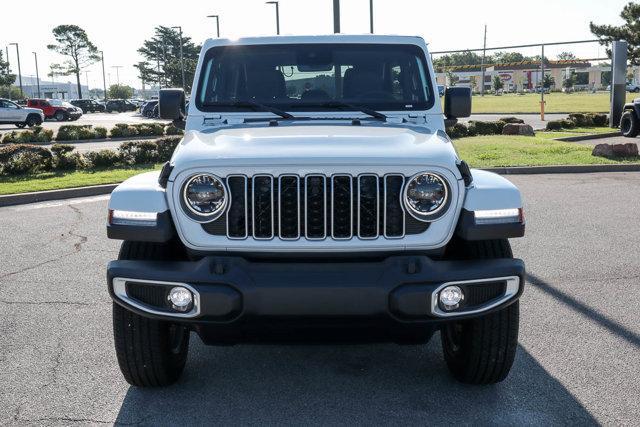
[159,88,186,122]
[444,87,472,119]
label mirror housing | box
[444,87,472,120]
[159,88,186,123]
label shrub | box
[445,122,468,139]
[85,149,122,168]
[467,120,504,136]
[156,137,182,161]
[119,140,159,164]
[137,123,165,136]
[568,113,592,127]
[588,113,608,127]
[561,119,576,129]
[0,144,53,175]
[165,124,184,136]
[50,144,75,157]
[2,126,54,144]
[94,126,108,138]
[110,123,139,138]
[499,117,525,124]
[55,152,89,171]
[546,120,564,131]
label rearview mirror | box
[444,87,472,119]
[159,88,186,122]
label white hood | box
[171,123,459,170]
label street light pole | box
[32,52,41,98]
[85,71,90,95]
[266,2,280,35]
[207,15,220,38]
[111,66,122,86]
[100,51,108,100]
[333,0,340,33]
[172,26,186,89]
[369,0,374,34]
[9,43,23,98]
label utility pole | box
[207,15,220,37]
[333,0,340,33]
[171,26,186,89]
[266,2,280,35]
[9,43,23,98]
[540,44,546,121]
[85,71,90,96]
[32,52,41,98]
[100,51,108,100]
[610,40,628,128]
[162,40,168,87]
[369,0,374,34]
[480,25,487,97]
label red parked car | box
[27,98,83,122]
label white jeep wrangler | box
[106,35,525,387]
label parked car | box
[140,100,158,118]
[70,99,106,113]
[437,85,445,97]
[0,98,45,128]
[27,98,82,121]
[105,99,138,113]
[106,35,526,388]
[627,83,640,93]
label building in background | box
[12,75,89,99]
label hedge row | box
[546,113,609,131]
[0,137,181,176]
[445,117,523,139]
[1,123,183,144]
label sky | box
[0,0,632,89]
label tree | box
[468,76,477,93]
[108,84,134,99]
[47,25,100,99]
[493,52,526,63]
[0,50,15,87]
[591,2,640,65]
[542,74,556,89]
[445,70,459,87]
[89,88,105,99]
[563,71,576,91]
[0,85,22,100]
[492,75,504,93]
[557,52,577,61]
[136,26,200,92]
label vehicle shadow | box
[114,337,596,425]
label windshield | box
[195,43,434,113]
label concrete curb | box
[484,164,640,174]
[2,165,640,207]
[555,132,622,142]
[0,184,117,207]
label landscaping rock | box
[592,143,638,158]
[502,123,535,136]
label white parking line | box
[6,195,110,212]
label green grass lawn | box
[535,127,620,140]
[454,135,639,168]
[468,92,636,114]
[0,164,161,195]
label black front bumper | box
[107,255,525,343]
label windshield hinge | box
[406,114,428,124]
[203,115,223,126]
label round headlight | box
[403,172,449,221]
[182,174,227,221]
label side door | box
[0,100,23,122]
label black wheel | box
[26,114,41,127]
[441,239,520,384]
[112,241,190,387]
[620,110,640,138]
[54,110,66,121]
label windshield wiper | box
[317,101,387,121]
[206,100,295,119]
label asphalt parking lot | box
[1,172,639,425]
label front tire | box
[441,239,520,384]
[112,241,190,387]
[54,110,66,122]
[620,110,640,138]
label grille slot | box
[203,174,429,240]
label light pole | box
[111,66,122,86]
[171,26,186,89]
[207,15,220,38]
[9,43,23,98]
[32,52,41,98]
[369,0,374,33]
[266,2,280,35]
[85,71,90,96]
[100,51,107,100]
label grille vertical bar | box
[331,175,353,239]
[226,175,248,239]
[278,175,300,240]
[252,175,274,239]
[358,174,379,239]
[384,174,405,238]
[305,175,327,239]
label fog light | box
[167,286,193,312]
[439,285,464,311]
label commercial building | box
[12,75,88,99]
